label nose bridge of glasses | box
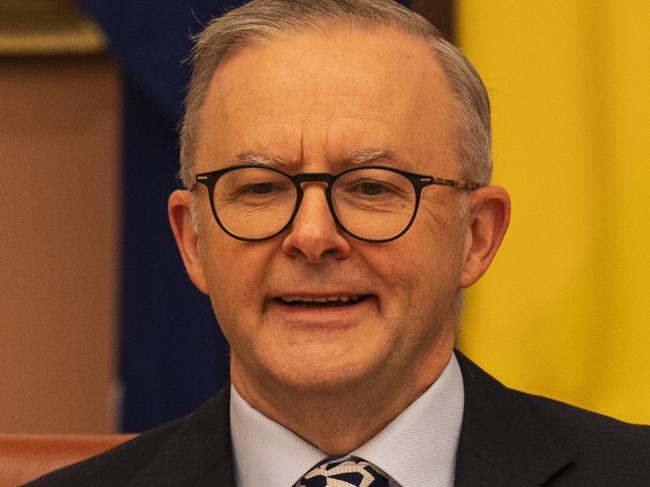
[292,172,336,207]
[290,173,338,225]
[293,172,337,188]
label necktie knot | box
[296,457,390,487]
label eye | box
[235,180,291,197]
[358,182,386,196]
[248,183,276,194]
[347,179,402,198]
[215,167,294,206]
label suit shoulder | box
[26,387,232,486]
[25,416,185,487]
[455,351,650,484]
[456,350,650,445]
[519,389,650,443]
[515,389,650,478]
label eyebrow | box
[234,152,288,167]
[341,147,410,168]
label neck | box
[231,332,455,456]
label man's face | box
[184,28,475,395]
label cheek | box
[199,238,237,296]
[199,242,274,357]
[371,221,464,310]
[197,232,272,321]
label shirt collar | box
[230,352,464,487]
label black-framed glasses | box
[193,164,483,243]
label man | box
[31,0,649,485]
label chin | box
[261,347,384,393]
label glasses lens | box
[333,168,416,241]
[213,167,296,239]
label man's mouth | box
[274,295,370,307]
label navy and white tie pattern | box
[295,457,390,487]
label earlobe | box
[168,190,210,294]
[458,186,511,288]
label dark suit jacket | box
[27,352,650,486]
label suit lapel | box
[129,387,236,487]
[454,352,575,486]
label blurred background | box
[1,0,648,435]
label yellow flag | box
[457,1,650,423]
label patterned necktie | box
[295,457,390,487]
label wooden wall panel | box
[0,55,121,433]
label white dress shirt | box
[230,353,464,487]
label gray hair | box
[178,0,492,188]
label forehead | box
[195,27,458,174]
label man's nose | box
[281,184,351,263]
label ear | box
[458,185,511,288]
[168,190,209,294]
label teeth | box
[280,295,360,304]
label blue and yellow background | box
[1,0,648,433]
